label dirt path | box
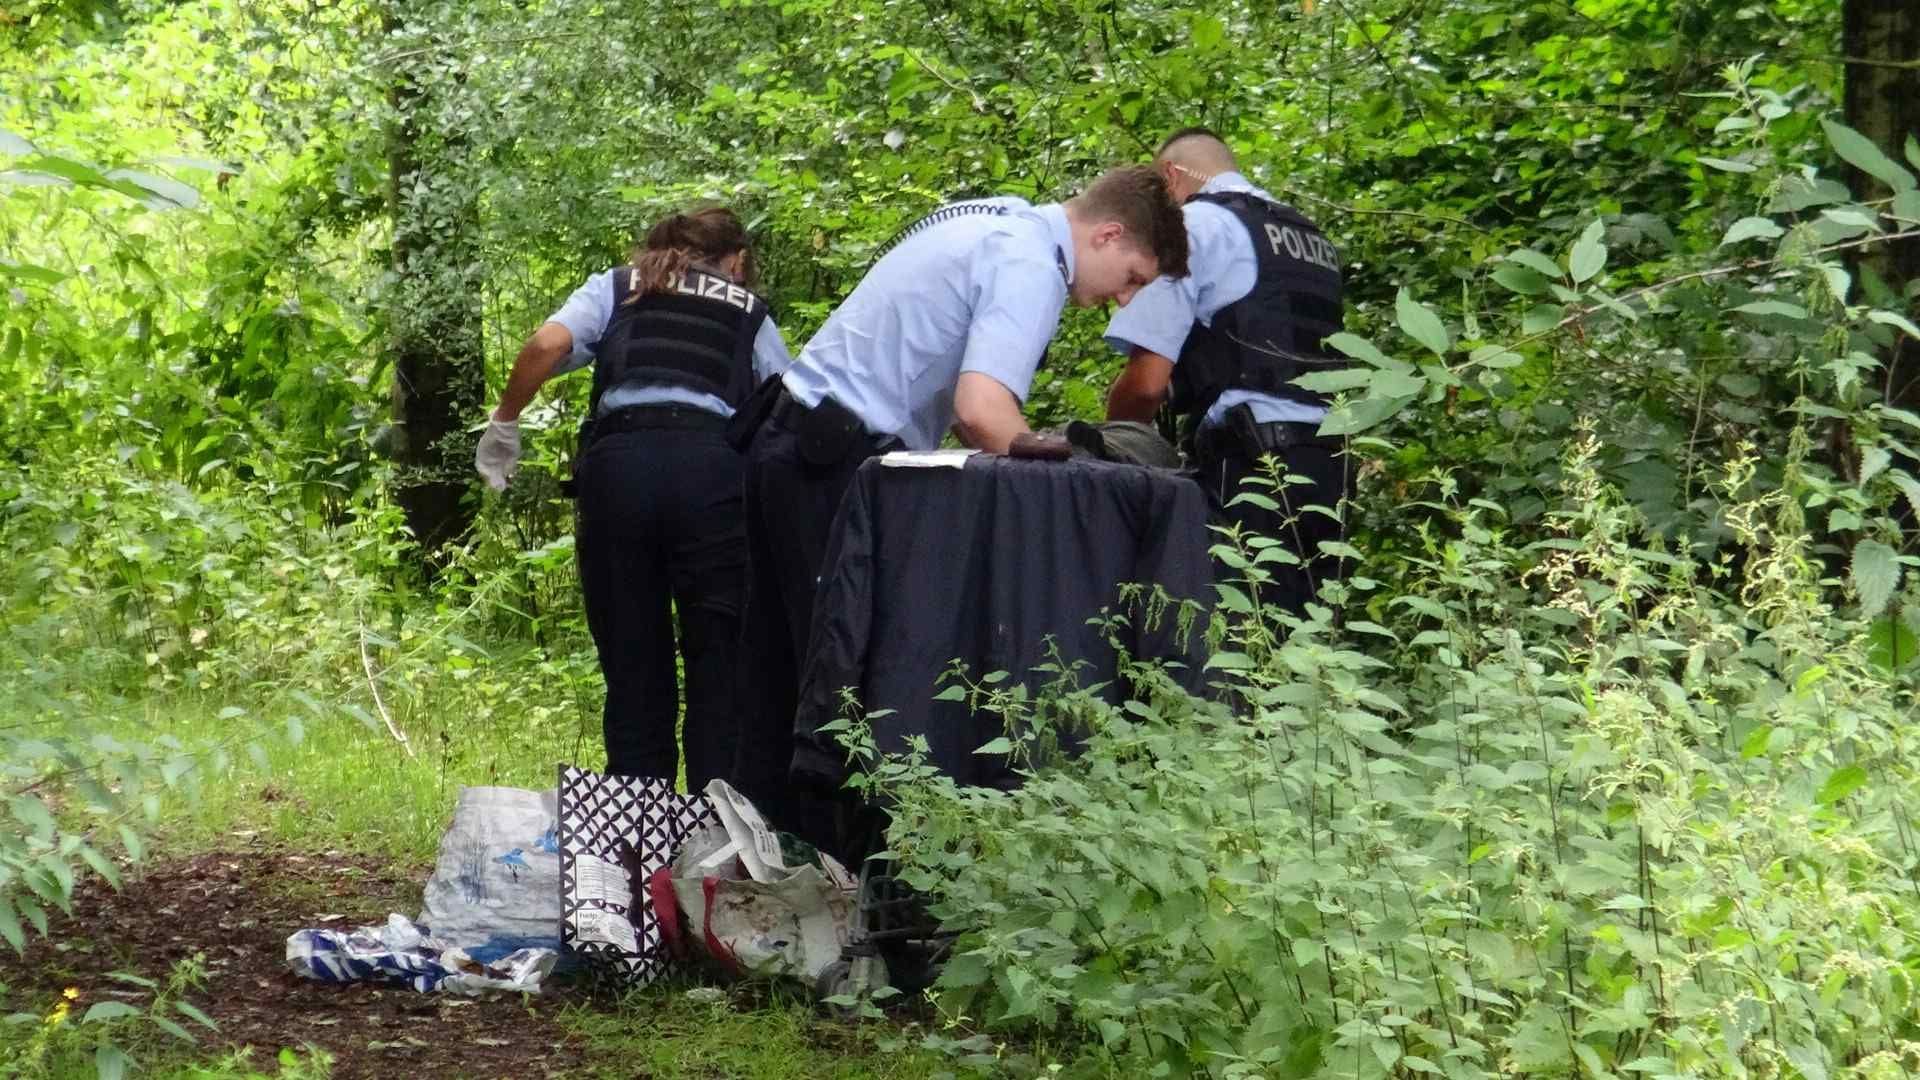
[0,842,595,1078]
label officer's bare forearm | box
[1105,347,1174,422]
[953,372,1031,455]
[1106,380,1162,422]
[492,322,575,422]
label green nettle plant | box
[854,429,1918,1079]
[844,111,1920,1079]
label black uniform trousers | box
[736,396,894,853]
[1194,418,1353,617]
[575,418,746,789]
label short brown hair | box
[627,206,757,298]
[1069,166,1190,279]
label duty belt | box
[589,403,729,444]
[1196,414,1340,463]
[767,385,904,464]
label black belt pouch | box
[1226,403,1266,458]
[560,417,598,499]
[725,375,784,452]
[795,394,866,467]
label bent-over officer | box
[1105,128,1352,615]
[731,165,1190,848]
[474,207,791,789]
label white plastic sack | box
[418,786,562,953]
[703,778,790,882]
[665,820,738,953]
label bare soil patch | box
[0,840,596,1078]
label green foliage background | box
[2,0,1919,1076]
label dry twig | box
[359,615,415,760]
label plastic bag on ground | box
[417,786,563,957]
[286,914,557,994]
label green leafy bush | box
[861,427,1918,1078]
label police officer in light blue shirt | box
[474,208,791,792]
[782,196,1072,453]
[731,166,1191,852]
[1105,128,1353,615]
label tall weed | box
[860,432,1919,1079]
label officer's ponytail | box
[628,207,757,300]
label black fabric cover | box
[791,454,1213,793]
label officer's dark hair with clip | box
[627,207,758,300]
[1067,165,1191,280]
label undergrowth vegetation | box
[865,430,1919,1077]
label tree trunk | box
[385,5,482,562]
[1843,0,1920,417]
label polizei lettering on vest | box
[670,273,757,313]
[1262,222,1342,274]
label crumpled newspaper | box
[287,913,557,995]
[657,781,857,985]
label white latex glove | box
[474,416,522,491]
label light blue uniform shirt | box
[546,268,793,417]
[1104,172,1327,427]
[781,198,1074,451]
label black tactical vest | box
[1169,192,1346,424]
[588,266,769,418]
